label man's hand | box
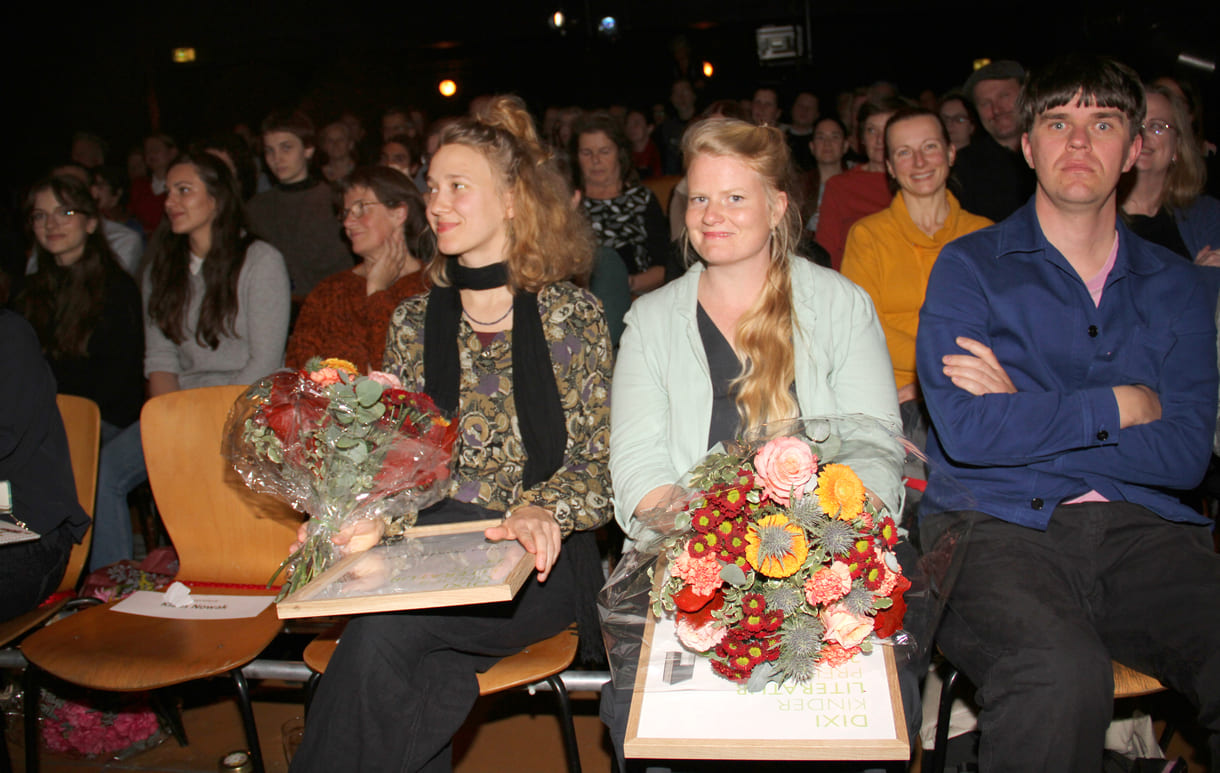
[485,506,562,581]
[1194,244,1220,268]
[942,337,1017,396]
[1113,384,1162,428]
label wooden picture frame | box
[276,519,535,619]
[624,557,909,761]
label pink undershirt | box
[1064,231,1119,506]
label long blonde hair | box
[681,117,803,435]
[1145,83,1207,212]
[427,95,594,292]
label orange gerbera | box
[817,464,865,519]
[744,514,808,578]
[320,358,359,375]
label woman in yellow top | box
[841,106,991,437]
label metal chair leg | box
[546,674,582,773]
[928,664,961,773]
[231,669,265,773]
[152,688,189,746]
[1,686,12,773]
[22,665,40,773]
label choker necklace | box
[462,304,513,326]
[451,259,509,290]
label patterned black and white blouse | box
[581,186,670,275]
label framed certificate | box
[276,520,535,619]
[624,560,909,761]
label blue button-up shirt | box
[916,199,1218,528]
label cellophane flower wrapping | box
[223,358,459,598]
[598,415,976,693]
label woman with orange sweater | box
[841,107,991,436]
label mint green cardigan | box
[609,256,903,540]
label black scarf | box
[422,259,604,665]
[423,259,565,488]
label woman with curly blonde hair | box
[291,95,613,772]
[603,116,904,765]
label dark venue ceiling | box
[4,0,1217,186]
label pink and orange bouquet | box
[225,357,458,597]
[651,431,909,688]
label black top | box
[697,303,741,449]
[43,269,144,428]
[0,311,90,538]
[951,132,1036,222]
[1126,209,1192,260]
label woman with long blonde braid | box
[604,117,904,767]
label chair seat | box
[304,624,578,696]
[0,599,68,649]
[22,592,282,692]
[1112,660,1165,698]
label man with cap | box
[951,60,1037,221]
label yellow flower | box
[320,358,359,375]
[817,464,865,519]
[744,514,808,578]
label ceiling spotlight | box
[438,79,457,98]
[702,60,714,78]
[549,10,565,29]
[597,16,618,39]
[172,47,196,64]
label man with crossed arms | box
[917,54,1220,772]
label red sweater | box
[814,168,891,271]
[286,269,429,371]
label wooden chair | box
[19,386,301,773]
[926,659,1168,772]
[642,174,683,216]
[302,621,583,773]
[0,396,100,773]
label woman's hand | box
[365,228,409,295]
[485,506,562,581]
[291,517,385,556]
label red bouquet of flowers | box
[225,357,458,597]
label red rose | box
[263,396,328,446]
[873,573,912,638]
[372,437,452,495]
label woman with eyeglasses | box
[91,151,290,571]
[285,166,433,370]
[1120,83,1220,267]
[15,174,144,441]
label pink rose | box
[874,547,903,597]
[308,367,342,386]
[804,561,853,606]
[754,437,818,505]
[676,617,728,652]
[367,371,403,390]
[671,550,724,597]
[820,602,874,650]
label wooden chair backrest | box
[643,174,683,216]
[141,385,302,585]
[55,394,100,593]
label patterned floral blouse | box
[383,281,614,537]
[581,186,670,275]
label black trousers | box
[291,549,578,773]
[0,521,72,623]
[922,502,1220,773]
